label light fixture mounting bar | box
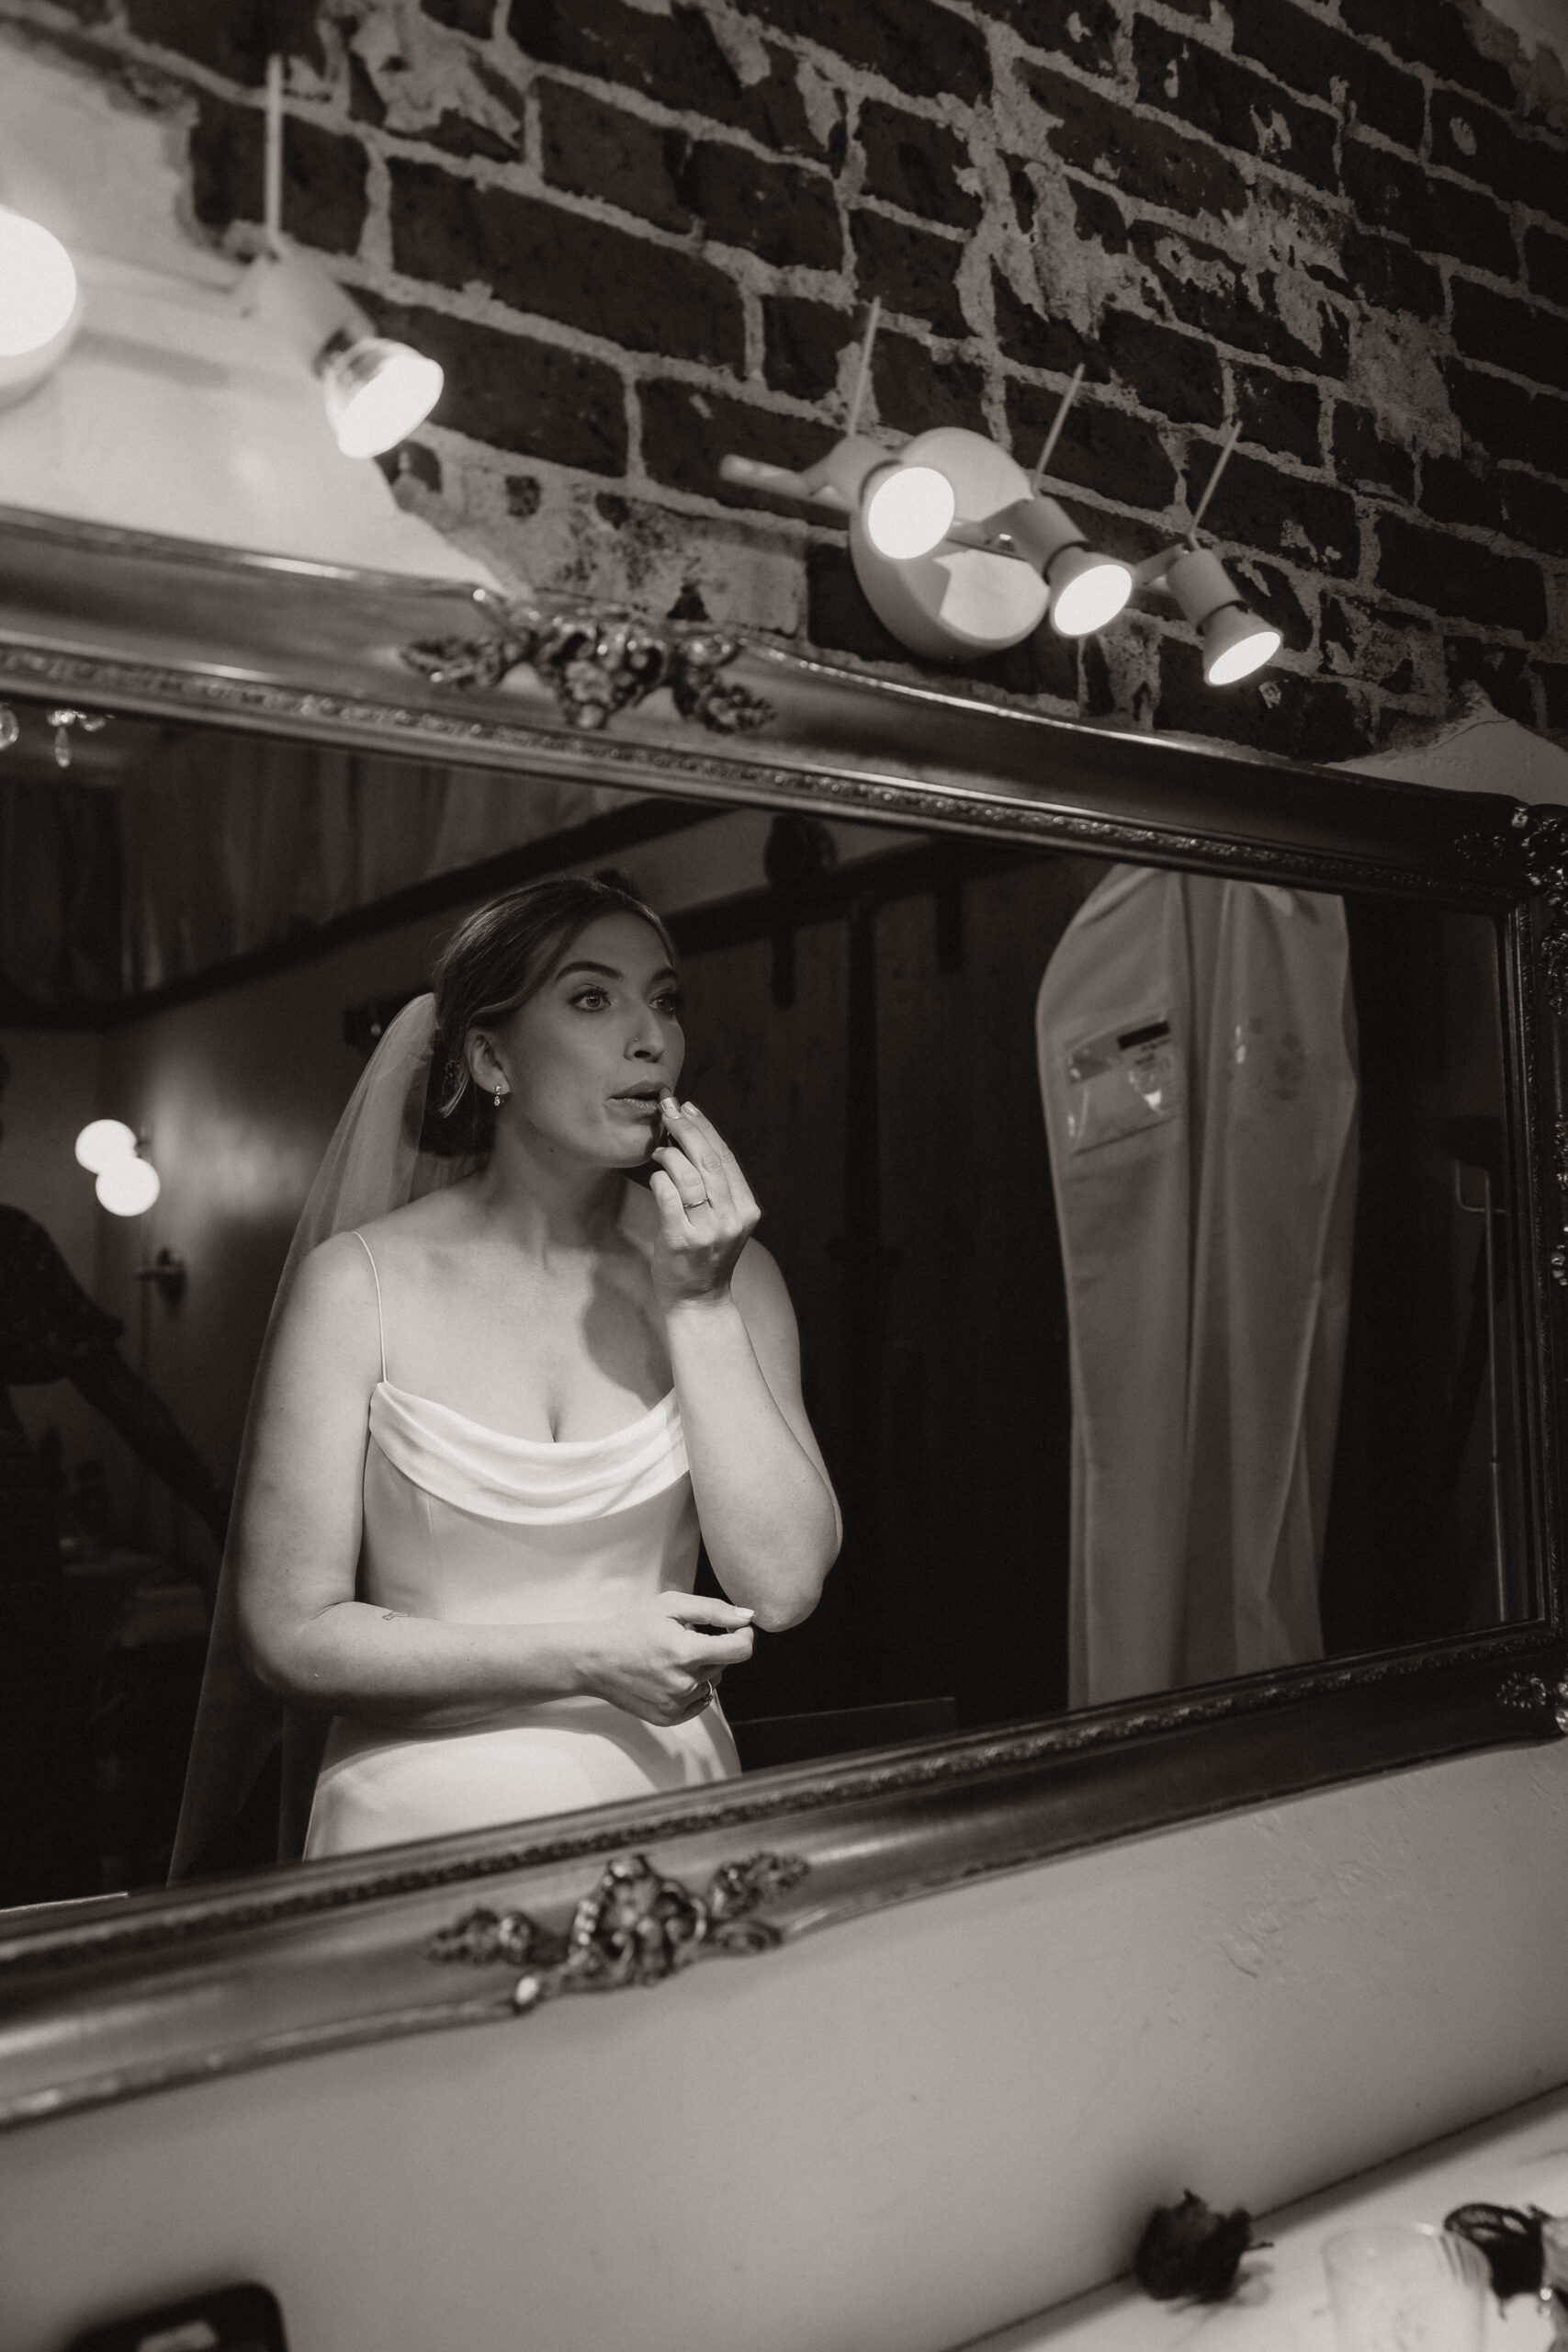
[1186,419,1242,547]
[1031,363,1086,492]
[844,297,882,442]
[264,52,285,254]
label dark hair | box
[423,874,674,1159]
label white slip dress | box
[302,1232,740,1860]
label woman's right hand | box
[579,1592,755,1724]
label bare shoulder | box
[350,1177,482,1263]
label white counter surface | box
[964,2086,1568,2352]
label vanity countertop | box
[964,2086,1568,2352]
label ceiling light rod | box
[721,299,886,509]
[1184,419,1242,547]
[264,52,285,256]
[1030,364,1085,493]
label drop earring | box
[492,1085,504,1109]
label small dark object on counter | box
[1134,2190,1258,2301]
[1444,2203,1548,2300]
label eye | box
[653,989,684,1017]
[570,987,612,1011]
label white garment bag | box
[1037,866,1359,1708]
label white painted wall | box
[5,1736,1568,2352]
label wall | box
[4,1736,1568,2352]
[0,1027,102,1472]
[2,0,1565,763]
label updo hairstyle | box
[423,873,674,1159]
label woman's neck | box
[469,1124,627,1261]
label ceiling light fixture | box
[74,1119,139,1173]
[1135,424,1281,686]
[947,368,1134,639]
[239,55,443,461]
[0,202,81,413]
[75,1117,161,1216]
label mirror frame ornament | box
[2,503,1566,2134]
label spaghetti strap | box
[353,1230,388,1384]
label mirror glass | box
[0,705,1532,1904]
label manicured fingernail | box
[683,1101,698,1114]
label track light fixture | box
[948,368,1134,639]
[0,202,81,412]
[242,56,443,460]
[1135,424,1281,686]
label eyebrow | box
[554,959,679,987]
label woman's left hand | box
[648,1096,761,1308]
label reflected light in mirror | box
[95,1154,160,1216]
[862,463,958,561]
[1047,544,1134,638]
[321,336,445,461]
[73,1117,139,1173]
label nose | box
[625,1007,665,1061]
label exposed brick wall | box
[6,0,1568,759]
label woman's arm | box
[234,1235,752,1727]
[652,1102,841,1632]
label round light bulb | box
[1047,545,1134,637]
[0,209,78,358]
[96,1156,160,1217]
[1203,604,1282,685]
[322,338,444,459]
[75,1118,139,1174]
[863,464,958,561]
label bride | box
[175,874,840,1866]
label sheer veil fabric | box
[170,996,465,1879]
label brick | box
[389,163,745,371]
[1201,447,1360,577]
[423,0,494,28]
[969,0,1118,74]
[1420,454,1506,534]
[1008,159,1040,237]
[1332,405,1415,502]
[1445,363,1568,480]
[1227,0,1423,153]
[1129,224,1350,378]
[639,380,838,515]
[807,539,919,663]
[1102,311,1224,425]
[1007,382,1178,510]
[1320,595,1435,694]
[1341,140,1517,280]
[1498,468,1568,558]
[1021,62,1247,220]
[762,294,857,403]
[1339,0,1517,111]
[508,0,824,155]
[1526,227,1568,309]
[539,83,690,234]
[191,96,367,257]
[992,271,1104,379]
[732,0,991,106]
[1376,514,1548,636]
[676,142,841,270]
[1227,555,1316,652]
[358,300,627,472]
[1451,280,1568,395]
[125,0,324,82]
[1132,19,1338,193]
[858,102,982,231]
[1308,230,1443,324]
[1233,367,1321,464]
[1444,637,1537,724]
[1429,92,1565,218]
[873,334,987,436]
[850,209,967,338]
[1156,639,1366,762]
[425,108,522,165]
[1071,180,1129,254]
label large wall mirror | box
[0,511,1564,2131]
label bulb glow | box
[74,1118,139,1174]
[863,464,957,560]
[323,338,444,459]
[1047,546,1134,637]
[96,1157,160,1217]
[1204,605,1282,685]
[0,209,77,359]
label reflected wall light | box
[0,202,81,413]
[75,1118,161,1216]
[238,55,443,460]
[1134,424,1281,685]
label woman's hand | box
[648,1096,761,1309]
[579,1591,755,1725]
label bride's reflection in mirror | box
[175,876,839,1875]
[0,716,1529,1896]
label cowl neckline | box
[368,1380,688,1523]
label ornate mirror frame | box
[2,503,1566,2134]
